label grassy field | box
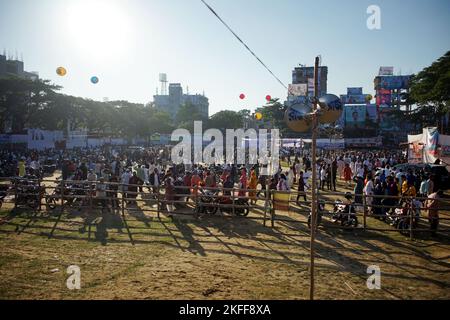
[0,173,449,300]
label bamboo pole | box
[310,56,320,301]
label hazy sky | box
[0,0,449,115]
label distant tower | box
[159,73,168,95]
[186,86,189,95]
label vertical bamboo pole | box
[310,56,320,301]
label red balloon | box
[266,95,272,101]
[239,94,245,100]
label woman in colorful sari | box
[238,168,247,198]
[248,169,258,205]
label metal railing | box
[0,177,448,243]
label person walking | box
[426,190,442,237]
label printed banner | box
[379,67,394,76]
[288,84,308,97]
[345,105,366,127]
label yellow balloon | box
[56,67,67,76]
[255,112,263,120]
[366,94,373,102]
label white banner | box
[288,84,308,97]
[379,66,394,76]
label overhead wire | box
[199,0,290,95]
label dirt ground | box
[0,172,449,300]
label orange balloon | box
[56,67,67,76]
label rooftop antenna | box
[15,49,18,60]
[156,87,159,95]
[186,86,189,95]
[20,52,23,62]
[2,48,5,56]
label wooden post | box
[232,187,236,216]
[89,182,93,215]
[157,186,161,220]
[263,184,270,227]
[61,180,65,214]
[13,178,18,211]
[363,194,367,232]
[409,200,414,241]
[309,56,320,301]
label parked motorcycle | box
[196,189,250,216]
[390,199,421,234]
[12,177,45,210]
[332,200,358,228]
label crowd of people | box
[0,146,446,235]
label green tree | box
[207,110,244,130]
[175,103,207,131]
[409,51,450,133]
[255,98,290,136]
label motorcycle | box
[332,200,358,228]
[390,199,421,234]
[13,177,45,210]
[196,189,250,216]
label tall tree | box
[207,110,244,130]
[409,51,450,133]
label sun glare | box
[66,0,132,61]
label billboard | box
[317,139,345,150]
[347,87,363,96]
[366,104,378,122]
[341,95,367,104]
[379,67,394,76]
[376,89,392,106]
[288,84,308,97]
[345,105,366,128]
[375,76,411,90]
[379,108,400,131]
[345,137,382,148]
[308,78,315,93]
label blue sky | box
[0,0,449,115]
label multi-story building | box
[153,83,209,120]
[0,54,39,80]
[292,66,328,97]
